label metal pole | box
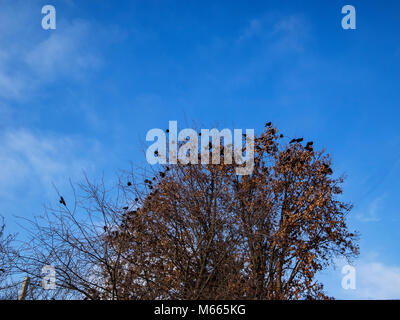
[18,276,30,300]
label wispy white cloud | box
[0,1,103,100]
[324,254,400,299]
[356,194,386,222]
[25,19,102,80]
[355,262,400,299]
[0,129,101,201]
[270,15,310,53]
[237,19,262,42]
[236,13,311,53]
[339,261,400,299]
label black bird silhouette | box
[280,134,284,138]
[123,206,128,210]
[59,196,66,206]
[166,129,169,133]
[323,164,333,175]
[265,122,272,127]
[160,171,165,178]
[296,138,304,143]
[306,141,314,147]
[135,198,139,202]
[103,226,107,232]
[127,181,132,186]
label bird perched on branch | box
[59,196,66,206]
[290,137,304,143]
[323,163,333,175]
[305,141,314,152]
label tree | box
[105,124,359,299]
[0,217,20,299]
[15,124,358,300]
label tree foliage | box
[12,125,358,300]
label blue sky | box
[0,0,400,299]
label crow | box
[323,164,333,175]
[127,181,132,186]
[265,122,272,127]
[59,196,66,206]
[296,138,304,143]
[280,134,284,138]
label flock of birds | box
[57,122,333,216]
